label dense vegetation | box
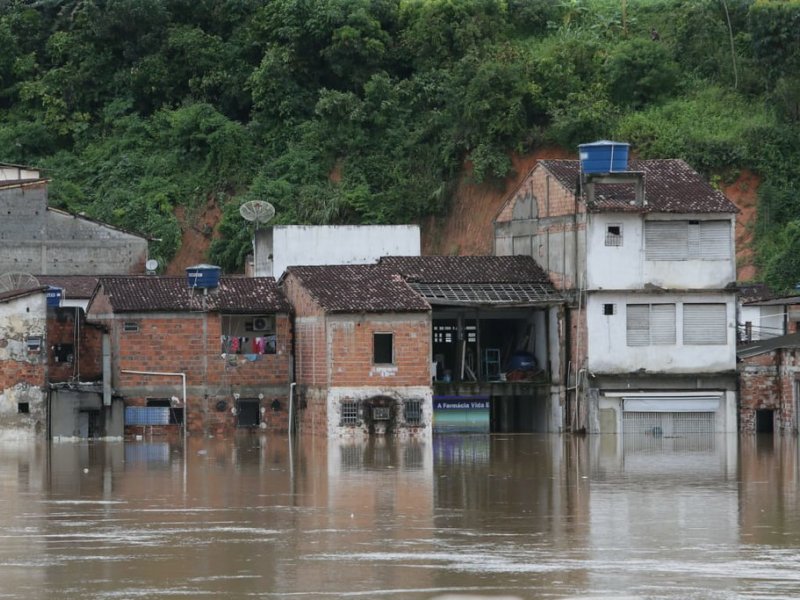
[2,0,800,289]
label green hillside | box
[2,0,800,289]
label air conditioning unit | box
[253,317,270,332]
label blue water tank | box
[579,140,630,174]
[46,286,62,308]
[186,264,221,289]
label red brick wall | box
[328,315,431,387]
[47,308,103,382]
[283,274,327,386]
[739,349,799,433]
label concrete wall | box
[0,183,148,275]
[494,165,585,290]
[584,213,735,290]
[255,225,421,278]
[586,292,737,374]
[0,292,48,437]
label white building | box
[494,146,739,433]
[251,225,420,278]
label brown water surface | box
[0,434,798,599]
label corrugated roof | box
[408,282,564,307]
[378,255,552,283]
[539,159,738,214]
[743,294,800,307]
[286,265,430,313]
[738,332,800,359]
[286,256,563,312]
[96,276,290,313]
[36,275,99,299]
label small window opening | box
[603,304,616,316]
[52,343,74,364]
[404,400,423,426]
[18,402,29,414]
[146,398,183,424]
[373,333,394,364]
[605,224,623,246]
[341,401,359,426]
[123,322,140,332]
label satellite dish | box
[0,272,40,293]
[145,259,158,272]
[239,200,275,226]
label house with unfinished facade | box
[495,142,739,435]
[86,270,293,435]
[281,255,565,437]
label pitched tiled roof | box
[0,286,47,304]
[36,275,98,299]
[539,159,738,214]
[285,265,430,313]
[95,276,290,313]
[378,255,552,283]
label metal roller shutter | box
[645,221,687,260]
[683,303,727,345]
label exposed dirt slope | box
[166,200,222,275]
[168,154,761,283]
[421,147,572,256]
[422,151,760,282]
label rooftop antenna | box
[0,271,40,293]
[239,200,275,275]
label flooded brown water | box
[0,433,799,599]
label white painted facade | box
[327,386,433,439]
[586,292,737,373]
[586,213,736,290]
[739,304,785,341]
[254,225,420,278]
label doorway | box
[756,409,774,434]
[236,399,261,428]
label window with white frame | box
[645,220,731,260]
[626,303,676,346]
[683,303,727,345]
[605,224,623,246]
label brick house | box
[0,287,48,436]
[86,275,293,435]
[281,264,432,437]
[495,144,739,434]
[738,333,800,434]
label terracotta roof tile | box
[285,265,430,313]
[35,275,99,299]
[539,159,738,214]
[96,276,290,313]
[378,255,551,283]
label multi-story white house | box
[494,142,739,434]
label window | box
[605,224,623,246]
[340,401,359,426]
[404,400,423,426]
[17,402,29,414]
[52,343,74,364]
[645,220,731,261]
[683,303,727,345]
[373,333,393,364]
[603,303,616,316]
[146,398,183,425]
[221,314,276,355]
[626,304,676,346]
[123,321,140,332]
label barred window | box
[340,401,359,426]
[404,399,423,426]
[605,224,623,246]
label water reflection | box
[0,434,798,598]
